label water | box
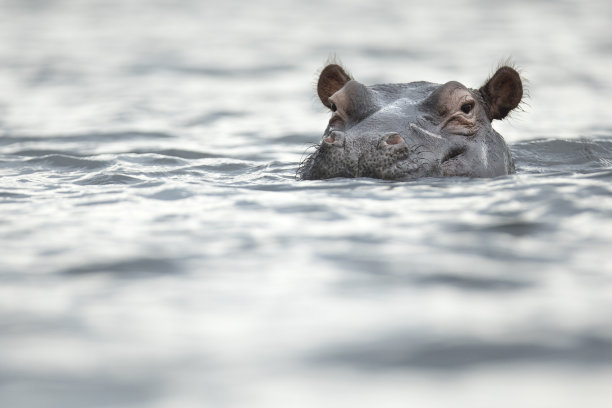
[1,0,612,407]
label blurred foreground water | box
[1,0,612,407]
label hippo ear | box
[317,64,352,109]
[479,66,523,120]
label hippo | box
[298,63,523,180]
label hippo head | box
[298,64,523,180]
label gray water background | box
[1,0,612,407]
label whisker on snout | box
[296,143,320,180]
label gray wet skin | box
[298,64,523,180]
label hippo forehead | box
[369,83,436,123]
[332,80,478,133]
[370,81,439,105]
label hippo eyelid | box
[440,111,478,136]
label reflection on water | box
[1,0,612,407]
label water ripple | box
[61,258,181,275]
[315,335,612,371]
[75,173,144,185]
[145,188,194,201]
[25,154,110,170]
[0,131,174,147]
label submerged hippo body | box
[298,63,523,180]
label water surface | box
[1,0,612,407]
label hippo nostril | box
[323,131,345,147]
[379,132,405,148]
[386,134,403,145]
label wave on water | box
[24,154,111,170]
[0,131,175,147]
[512,137,612,174]
[2,133,612,188]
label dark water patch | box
[233,173,297,186]
[12,149,87,157]
[483,221,552,236]
[0,131,174,147]
[314,335,612,371]
[274,203,345,214]
[69,131,174,142]
[190,161,262,174]
[62,258,180,275]
[129,149,223,160]
[242,178,387,192]
[130,63,296,77]
[0,372,162,408]
[75,173,144,185]
[512,137,612,172]
[480,186,589,218]
[413,273,532,291]
[75,199,121,207]
[184,110,245,126]
[313,44,432,61]
[149,157,187,166]
[576,169,612,180]
[450,220,553,237]
[319,253,393,274]
[133,169,183,178]
[230,152,280,162]
[145,188,194,201]
[272,133,320,144]
[362,46,428,59]
[0,136,40,147]
[337,263,535,293]
[25,155,110,170]
[0,191,30,200]
[117,154,187,166]
[24,64,85,86]
[153,214,189,223]
[437,240,563,265]
[129,181,165,189]
[266,160,299,171]
[234,199,266,210]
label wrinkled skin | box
[298,63,523,180]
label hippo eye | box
[460,102,474,114]
[330,102,337,112]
